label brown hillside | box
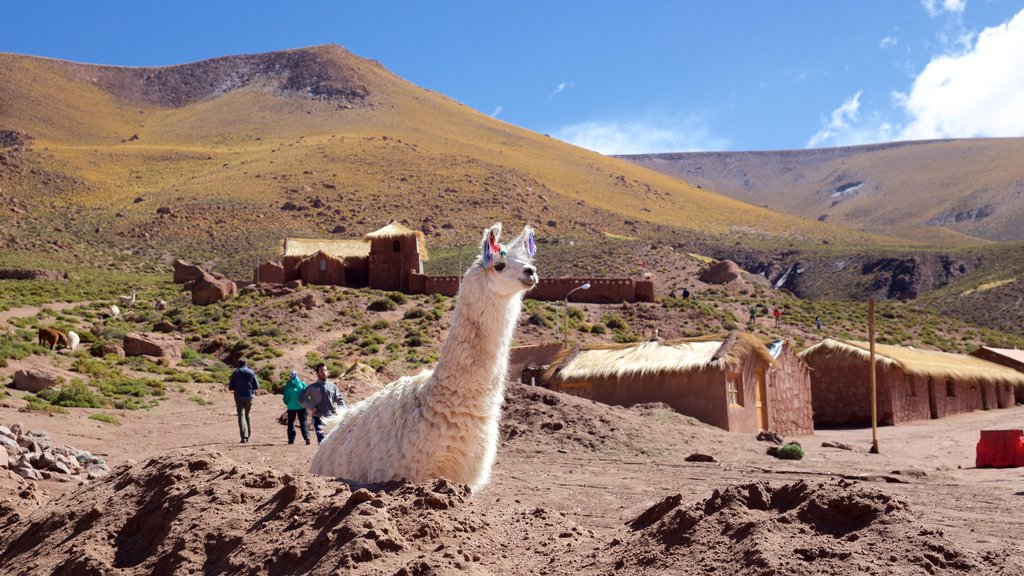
[620,139,1024,243]
[0,45,892,278]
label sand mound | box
[606,479,1018,575]
[501,383,721,456]
[0,447,591,575]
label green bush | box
[39,380,106,409]
[89,413,120,425]
[368,298,396,312]
[387,292,407,305]
[775,442,805,460]
[188,396,214,406]
[403,307,427,320]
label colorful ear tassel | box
[526,229,537,259]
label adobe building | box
[799,338,1024,427]
[364,222,427,292]
[280,238,370,287]
[969,346,1024,404]
[542,332,813,435]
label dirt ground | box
[2,373,1023,575]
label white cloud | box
[552,114,729,155]
[898,9,1024,140]
[807,91,866,147]
[490,105,503,118]
[880,35,898,49]
[552,81,574,96]
[922,0,966,17]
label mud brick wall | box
[927,376,983,419]
[765,346,814,436]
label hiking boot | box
[305,439,311,445]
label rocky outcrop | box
[122,332,184,359]
[699,260,742,284]
[12,370,60,393]
[1,423,110,484]
[172,259,204,284]
[189,271,237,305]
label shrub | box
[189,396,214,406]
[387,292,407,305]
[603,315,628,331]
[775,442,805,460]
[40,380,106,409]
[89,413,120,425]
[403,307,427,320]
[368,298,396,312]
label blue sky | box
[4,1,1024,153]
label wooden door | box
[755,368,768,430]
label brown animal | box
[37,327,69,350]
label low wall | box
[0,268,67,281]
[409,274,654,303]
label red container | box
[976,429,1024,468]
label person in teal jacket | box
[282,370,310,445]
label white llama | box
[119,291,137,308]
[109,305,121,319]
[67,330,80,352]
[309,223,538,492]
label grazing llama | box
[118,291,137,308]
[109,305,120,319]
[67,330,80,352]
[310,223,538,492]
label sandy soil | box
[1,374,1023,575]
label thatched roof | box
[800,338,1024,386]
[547,332,773,382]
[362,221,429,261]
[283,238,369,259]
[975,346,1024,366]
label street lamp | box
[563,283,591,345]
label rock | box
[756,430,784,445]
[133,196,144,203]
[156,206,172,215]
[91,343,125,358]
[684,453,718,463]
[189,272,237,306]
[13,369,61,393]
[699,260,743,284]
[122,332,184,359]
[24,431,52,451]
[153,320,176,333]
[0,435,20,454]
[822,441,854,451]
[311,196,326,209]
[0,425,12,439]
[13,466,42,481]
[280,201,302,211]
[331,224,347,234]
[173,259,204,284]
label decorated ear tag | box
[526,230,537,259]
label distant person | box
[773,308,782,327]
[816,316,822,331]
[681,287,690,300]
[749,306,757,324]
[300,362,346,444]
[228,359,260,444]
[669,288,677,299]
[282,370,311,445]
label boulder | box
[153,320,176,333]
[172,259,205,284]
[123,332,184,359]
[699,260,743,284]
[189,272,237,306]
[13,369,61,393]
[24,430,52,451]
[91,343,125,358]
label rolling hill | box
[618,139,1024,244]
[0,44,887,279]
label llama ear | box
[507,225,536,260]
[479,223,502,268]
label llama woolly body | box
[309,223,536,492]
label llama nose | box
[523,266,537,280]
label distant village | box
[248,221,1024,439]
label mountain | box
[618,139,1024,244]
[0,45,878,278]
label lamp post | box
[563,283,591,345]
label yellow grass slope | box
[0,45,894,275]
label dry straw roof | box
[976,346,1024,366]
[548,332,773,382]
[800,338,1024,386]
[362,221,429,260]
[283,238,369,259]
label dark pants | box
[234,397,253,442]
[287,409,310,444]
[313,415,330,444]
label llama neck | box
[430,277,521,400]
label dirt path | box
[0,301,91,328]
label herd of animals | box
[33,291,164,354]
[28,224,544,491]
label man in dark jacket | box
[299,362,346,444]
[228,358,260,443]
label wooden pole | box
[869,297,880,454]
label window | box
[946,379,955,397]
[319,259,327,271]
[393,240,401,252]
[726,373,743,406]
[905,374,916,397]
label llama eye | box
[493,262,506,272]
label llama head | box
[472,223,538,297]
